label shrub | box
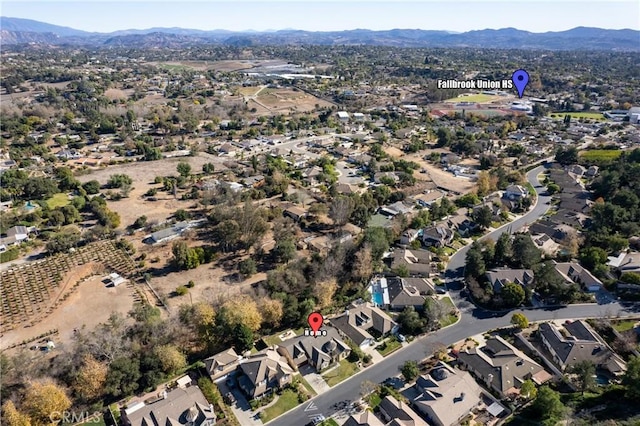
[186,280,195,288]
[175,286,188,296]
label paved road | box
[268,164,640,426]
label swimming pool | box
[372,292,384,306]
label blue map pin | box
[512,69,529,98]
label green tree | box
[232,323,255,353]
[512,234,542,268]
[494,233,512,266]
[520,379,537,400]
[501,282,525,307]
[238,258,257,277]
[555,147,579,166]
[177,161,192,177]
[104,357,141,397]
[465,243,486,278]
[510,313,529,329]
[107,174,133,189]
[275,238,296,263]
[363,227,391,261]
[623,356,640,400]
[397,306,425,335]
[569,360,596,394]
[400,360,419,382]
[472,205,493,230]
[531,386,565,424]
[547,183,560,194]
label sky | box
[1,0,639,33]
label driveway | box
[299,365,331,394]
[217,379,262,426]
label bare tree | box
[329,196,354,227]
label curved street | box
[268,164,640,426]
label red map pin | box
[307,312,323,336]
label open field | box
[548,111,605,120]
[397,150,477,194]
[75,154,226,227]
[444,94,497,103]
[255,88,333,113]
[579,150,622,162]
[0,240,139,348]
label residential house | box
[457,336,551,397]
[385,277,435,310]
[607,251,640,275]
[529,220,573,244]
[302,166,323,186]
[538,320,627,377]
[390,249,432,277]
[411,362,485,426]
[374,171,399,185]
[283,206,308,222]
[380,201,414,217]
[503,185,528,201]
[122,385,216,426]
[553,261,603,292]
[337,111,350,122]
[378,395,428,426]
[531,234,560,256]
[203,348,241,381]
[330,302,397,349]
[413,190,446,208]
[400,229,420,245]
[343,411,385,426]
[485,269,534,294]
[0,225,31,251]
[277,327,350,372]
[422,226,454,248]
[218,143,237,156]
[237,349,294,399]
[148,227,182,245]
[242,175,265,188]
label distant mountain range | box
[1,17,639,50]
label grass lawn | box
[442,246,456,256]
[319,419,339,426]
[377,339,402,356]
[439,296,458,327]
[260,389,300,423]
[579,150,622,162]
[367,392,382,409]
[262,334,283,346]
[322,359,360,387]
[548,111,605,120]
[444,94,495,103]
[299,376,317,396]
[612,319,638,332]
[46,193,70,209]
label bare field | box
[1,276,137,351]
[75,155,226,227]
[104,88,131,101]
[139,241,265,310]
[256,88,333,113]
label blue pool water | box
[372,292,383,306]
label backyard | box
[322,359,360,387]
[46,193,70,209]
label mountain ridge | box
[1,17,639,50]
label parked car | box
[397,334,406,342]
[224,392,236,405]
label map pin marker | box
[512,69,529,98]
[307,312,323,337]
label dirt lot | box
[1,276,137,351]
[76,154,226,227]
[138,239,265,310]
[383,146,477,194]
[256,88,333,114]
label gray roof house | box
[485,269,534,294]
[330,302,397,348]
[386,277,435,310]
[503,184,528,200]
[343,411,385,426]
[457,336,551,397]
[422,226,454,248]
[390,249,432,277]
[203,348,241,381]
[412,362,485,426]
[553,261,603,292]
[538,320,627,376]
[277,327,350,372]
[237,349,294,399]
[378,395,428,426]
[123,385,216,426]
